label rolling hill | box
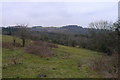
[30,25,90,35]
[2,35,106,78]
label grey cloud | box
[1,2,118,27]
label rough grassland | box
[2,35,103,78]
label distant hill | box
[30,25,90,35]
[62,25,82,28]
[32,26,42,28]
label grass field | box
[2,35,105,78]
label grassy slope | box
[2,35,103,78]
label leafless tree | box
[114,20,120,36]
[89,20,113,30]
[88,20,116,55]
[15,24,29,47]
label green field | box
[2,35,105,78]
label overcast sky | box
[1,2,118,27]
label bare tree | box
[15,24,29,47]
[114,20,120,55]
[89,20,113,30]
[114,20,120,36]
[88,20,116,55]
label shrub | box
[47,43,58,48]
[13,42,22,47]
[2,42,14,50]
[25,41,58,57]
[91,53,118,78]
[2,42,22,50]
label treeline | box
[2,20,120,55]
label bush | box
[2,42,22,50]
[2,42,14,50]
[25,41,58,57]
[47,43,58,48]
[91,53,118,78]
